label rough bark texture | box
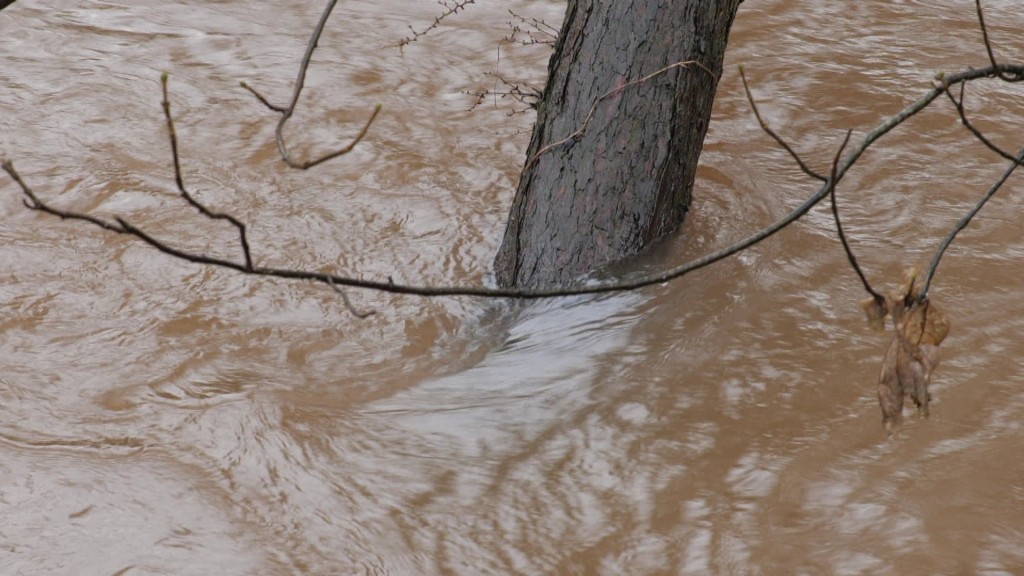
[494,0,742,289]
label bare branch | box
[944,83,1020,163]
[242,0,382,170]
[2,160,257,276]
[465,10,553,117]
[710,64,1023,305]
[6,62,1024,305]
[466,72,543,114]
[739,66,826,182]
[504,9,558,46]
[114,216,248,271]
[2,160,126,233]
[919,147,1024,302]
[161,73,254,271]
[827,130,885,303]
[326,277,376,319]
[975,0,1021,83]
[398,0,477,50]
[239,81,286,113]
[739,67,882,302]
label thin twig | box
[505,9,558,46]
[292,105,382,170]
[740,70,880,299]
[398,0,477,49]
[161,73,253,271]
[944,83,1020,163]
[326,277,376,318]
[239,81,286,113]
[243,0,382,170]
[3,160,125,232]
[525,60,715,170]
[466,72,542,114]
[827,130,884,303]
[976,0,1020,83]
[919,147,1024,301]
[2,160,255,272]
[739,66,826,182]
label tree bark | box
[494,0,743,289]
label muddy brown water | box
[2,1,1024,574]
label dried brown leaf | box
[901,299,950,346]
[873,266,952,436]
[861,295,889,332]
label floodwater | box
[2,0,1023,574]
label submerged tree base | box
[493,0,743,289]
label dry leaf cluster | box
[863,268,951,436]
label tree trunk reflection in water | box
[1,0,1023,574]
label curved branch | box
[739,70,881,301]
[326,277,376,318]
[3,160,125,233]
[398,0,477,50]
[161,73,253,271]
[944,83,1020,163]
[0,131,866,300]
[242,0,382,170]
[919,147,1024,301]
[5,64,1024,309]
[975,0,1021,83]
[739,66,826,182]
[827,131,884,303]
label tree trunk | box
[494,0,743,289]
